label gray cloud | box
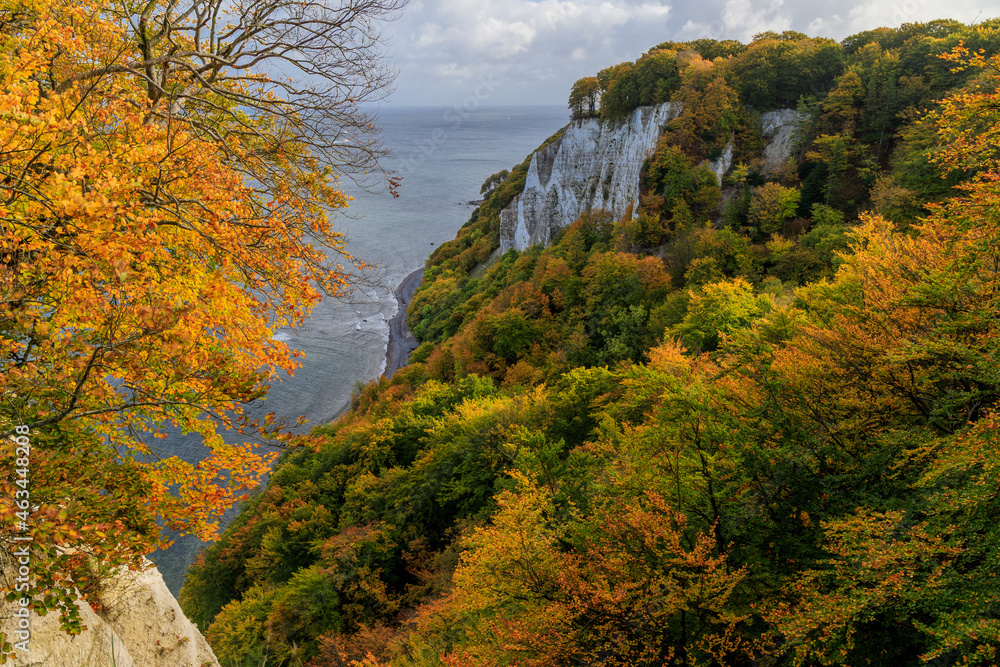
[380,0,997,106]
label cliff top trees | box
[0,0,402,644]
[568,76,599,120]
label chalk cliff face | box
[500,102,681,253]
[760,109,803,177]
[499,106,802,253]
[0,556,219,667]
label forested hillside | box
[182,20,1000,666]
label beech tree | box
[568,76,600,120]
[448,478,749,667]
[0,0,402,645]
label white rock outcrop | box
[708,144,734,185]
[499,105,805,253]
[760,109,803,177]
[499,102,681,253]
[1,556,219,667]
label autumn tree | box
[670,279,773,353]
[568,76,600,119]
[667,57,739,161]
[727,34,844,109]
[448,477,750,666]
[0,0,402,645]
[634,49,680,105]
[748,182,801,236]
[598,62,639,121]
[94,0,404,190]
[750,48,1000,663]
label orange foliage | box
[448,476,750,666]
[0,0,365,635]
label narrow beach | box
[383,268,423,378]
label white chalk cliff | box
[499,105,802,253]
[760,109,803,177]
[500,102,681,253]
[0,555,219,667]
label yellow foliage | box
[0,0,367,633]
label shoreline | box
[383,268,424,379]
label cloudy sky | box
[379,0,997,106]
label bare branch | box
[77,0,408,190]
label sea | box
[150,105,569,594]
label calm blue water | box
[151,105,569,594]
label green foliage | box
[568,76,600,119]
[598,62,640,121]
[479,169,508,196]
[640,140,721,233]
[668,278,774,352]
[809,202,845,227]
[205,585,277,667]
[727,34,846,109]
[661,38,746,60]
[634,49,681,106]
[748,182,802,236]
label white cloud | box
[479,18,538,57]
[388,0,678,104]
[381,0,999,106]
[436,62,472,78]
[722,0,791,41]
[415,22,444,48]
[807,14,844,35]
[636,3,673,19]
[839,0,986,35]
